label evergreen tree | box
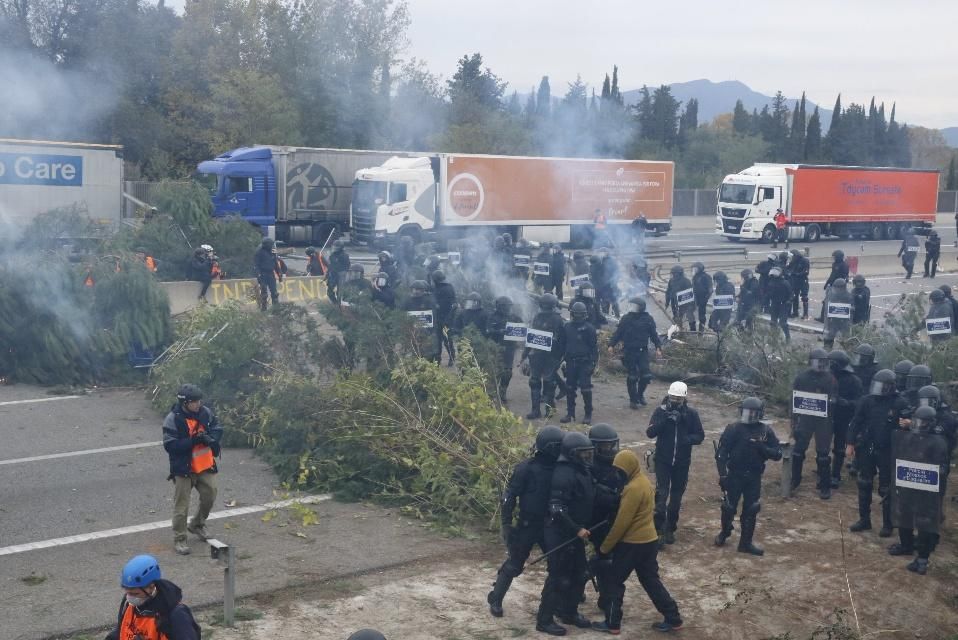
[634,85,654,139]
[947,155,957,190]
[678,98,698,148]
[536,76,551,118]
[805,107,822,162]
[600,73,611,106]
[649,85,681,148]
[749,108,761,136]
[507,90,521,116]
[732,99,750,135]
[523,86,537,124]
[787,92,807,162]
[766,91,790,160]
[825,94,843,163]
[610,65,622,105]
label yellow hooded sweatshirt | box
[599,449,658,554]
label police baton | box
[526,519,609,568]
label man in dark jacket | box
[828,350,863,488]
[665,265,696,331]
[897,231,920,279]
[755,253,777,313]
[691,262,713,334]
[790,349,837,500]
[597,248,621,318]
[585,424,621,611]
[377,250,400,284]
[254,238,280,310]
[572,280,607,329]
[487,425,564,617]
[571,250,590,276]
[189,247,214,301]
[924,230,941,278]
[370,271,396,309]
[452,291,487,338]
[559,302,598,425]
[163,384,223,556]
[851,275,871,326]
[486,296,523,403]
[549,243,566,299]
[851,344,879,390]
[818,250,849,321]
[403,280,438,361]
[788,249,810,319]
[646,382,705,544]
[609,297,662,409]
[106,554,199,640]
[521,294,566,419]
[737,269,760,330]
[326,239,351,303]
[938,285,958,335]
[709,271,736,332]
[767,267,793,342]
[431,270,458,365]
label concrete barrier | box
[161,277,329,315]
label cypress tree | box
[536,76,551,118]
[732,99,750,135]
[947,155,957,190]
[610,65,622,105]
[805,107,822,162]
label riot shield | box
[891,430,949,534]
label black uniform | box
[824,258,849,289]
[737,278,761,329]
[598,255,621,317]
[189,252,214,300]
[536,459,595,626]
[923,235,941,278]
[550,249,566,300]
[823,284,853,350]
[433,281,458,364]
[254,246,280,309]
[853,362,879,391]
[897,235,920,278]
[609,310,660,406]
[788,254,810,318]
[486,309,523,402]
[692,270,713,332]
[709,279,736,332]
[533,248,552,293]
[715,421,782,550]
[790,368,837,493]
[646,402,705,536]
[767,276,793,341]
[755,259,774,312]
[831,367,863,484]
[402,292,438,360]
[489,453,555,605]
[378,256,400,285]
[371,283,396,308]
[561,319,597,421]
[851,283,871,325]
[848,394,906,533]
[327,246,351,304]
[572,293,607,328]
[588,457,622,608]
[572,253,590,276]
[665,273,696,331]
[523,311,566,416]
[451,307,488,338]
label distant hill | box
[942,127,958,148]
[620,79,833,131]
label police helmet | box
[333,239,346,250]
[740,396,764,425]
[939,284,953,297]
[832,278,847,289]
[261,238,275,249]
[913,405,937,432]
[930,289,945,303]
[809,348,830,372]
[930,230,939,237]
[832,250,845,261]
[869,369,896,396]
[852,274,866,287]
[176,384,203,403]
[495,296,513,312]
[828,350,852,372]
[464,291,482,310]
[740,269,753,280]
[766,253,778,262]
[670,265,684,277]
[714,271,727,282]
[410,279,429,294]
[851,343,875,367]
[502,232,513,245]
[588,423,620,463]
[893,359,915,389]
[791,249,803,259]
[573,250,584,260]
[628,296,646,314]
[535,425,565,461]
[907,364,932,391]
[431,270,446,284]
[560,431,595,468]
[347,263,365,280]
[578,281,595,298]
[769,267,782,278]
[692,262,705,273]
[778,251,789,264]
[347,630,387,640]
[538,293,559,311]
[378,250,392,261]
[493,236,505,249]
[305,246,316,256]
[121,555,161,589]
[570,301,589,322]
[918,385,941,410]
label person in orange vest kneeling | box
[163,384,223,556]
[105,554,200,640]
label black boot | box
[536,621,567,636]
[831,453,844,489]
[737,516,764,556]
[637,380,648,406]
[487,572,512,617]
[879,494,893,537]
[715,506,735,546]
[802,299,809,320]
[560,393,576,423]
[849,485,872,532]
[627,378,639,408]
[581,391,593,425]
[816,455,832,499]
[526,388,542,420]
[790,454,804,490]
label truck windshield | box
[354,180,387,209]
[719,184,756,205]
[388,182,408,205]
[195,172,219,197]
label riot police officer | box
[692,262,713,334]
[377,250,399,285]
[791,348,838,499]
[646,382,705,544]
[666,265,696,332]
[851,275,871,326]
[926,289,953,343]
[608,297,662,409]
[327,238,351,304]
[938,284,958,335]
[818,250,849,322]
[737,269,760,330]
[572,280,607,328]
[339,263,373,306]
[708,271,736,333]
[571,250,590,276]
[893,359,915,394]
[559,302,597,425]
[828,350,863,488]
[520,294,566,419]
[549,243,566,300]
[904,364,933,410]
[888,406,950,574]
[432,270,458,365]
[403,280,438,361]
[788,249,810,319]
[851,344,879,390]
[924,229,941,278]
[916,385,958,453]
[513,238,533,283]
[371,271,396,309]
[487,425,564,617]
[767,267,792,342]
[898,230,920,279]
[596,247,621,318]
[486,296,523,404]
[847,369,905,536]
[755,253,777,313]
[536,432,596,635]
[452,291,488,337]
[823,278,852,350]
[586,424,621,610]
[714,397,783,555]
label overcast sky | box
[164,0,958,128]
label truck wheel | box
[400,227,421,245]
[761,225,776,242]
[887,224,901,240]
[805,225,821,242]
[726,236,741,242]
[312,223,337,246]
[869,224,885,241]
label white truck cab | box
[351,156,438,245]
[716,164,789,241]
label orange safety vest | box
[185,418,215,474]
[594,213,607,230]
[119,602,168,640]
[211,261,223,280]
[145,256,157,272]
[84,273,95,287]
[775,213,786,230]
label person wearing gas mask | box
[520,294,566,419]
[714,397,782,556]
[559,302,598,425]
[105,555,200,640]
[486,296,523,404]
[608,297,662,409]
[828,350,863,489]
[431,270,458,366]
[339,263,373,306]
[851,344,879,390]
[737,269,760,330]
[847,369,906,537]
[592,449,683,635]
[767,266,793,342]
[888,406,950,574]
[585,424,621,612]
[897,229,920,279]
[403,280,438,361]
[536,432,597,636]
[691,262,713,335]
[573,280,607,328]
[790,349,838,499]
[708,271,736,333]
[326,238,351,304]
[452,291,487,338]
[787,249,810,319]
[925,289,954,343]
[665,265,696,332]
[376,250,399,284]
[646,382,705,545]
[822,278,852,350]
[850,275,871,326]
[370,271,396,309]
[487,425,565,618]
[892,359,915,395]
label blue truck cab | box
[197,146,276,228]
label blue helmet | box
[121,554,161,588]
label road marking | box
[810,273,958,285]
[0,441,163,466]
[0,494,332,556]
[0,395,81,407]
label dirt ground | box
[195,371,958,640]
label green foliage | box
[208,69,301,153]
[150,181,214,235]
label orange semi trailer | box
[351,154,674,247]
[717,164,939,242]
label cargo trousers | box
[173,471,217,542]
